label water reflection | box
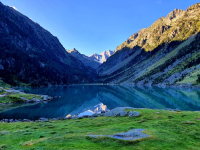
[0,85,200,120]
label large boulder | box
[103,107,140,117]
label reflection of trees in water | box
[98,85,200,111]
[1,86,200,120]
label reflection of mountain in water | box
[0,85,200,120]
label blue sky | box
[1,0,200,55]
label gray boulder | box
[89,129,149,141]
[39,117,49,122]
[103,107,139,117]
[0,131,10,135]
[32,98,41,102]
[128,111,140,117]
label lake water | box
[0,85,200,120]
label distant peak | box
[166,9,185,20]
[67,48,80,54]
[71,48,78,52]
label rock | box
[32,98,41,102]
[23,119,30,122]
[103,107,137,117]
[5,89,20,93]
[78,110,94,118]
[88,129,149,141]
[4,119,8,122]
[42,95,49,101]
[9,119,14,123]
[128,111,140,117]
[20,97,31,102]
[120,111,128,117]
[39,117,48,122]
[0,131,10,135]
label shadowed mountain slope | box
[0,2,97,86]
[98,3,200,87]
[67,48,101,69]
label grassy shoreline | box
[0,109,199,149]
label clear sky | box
[1,0,199,56]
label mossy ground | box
[0,86,42,104]
[0,109,200,149]
[0,93,41,104]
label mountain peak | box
[187,3,200,11]
[67,48,80,54]
[166,8,185,21]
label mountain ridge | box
[98,3,200,87]
[0,2,96,86]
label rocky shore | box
[0,87,53,104]
[0,107,182,123]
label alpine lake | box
[0,85,200,120]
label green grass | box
[0,91,42,104]
[0,109,200,149]
[177,69,200,85]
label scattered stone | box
[23,119,30,122]
[20,97,30,102]
[9,119,14,123]
[0,131,10,135]
[128,111,140,117]
[103,107,140,117]
[156,112,160,114]
[32,98,41,102]
[88,129,149,141]
[185,121,191,123]
[119,111,128,117]
[5,89,20,93]
[78,110,94,118]
[39,117,48,122]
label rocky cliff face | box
[67,48,101,69]
[98,3,200,86]
[0,2,96,86]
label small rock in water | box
[32,98,41,102]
